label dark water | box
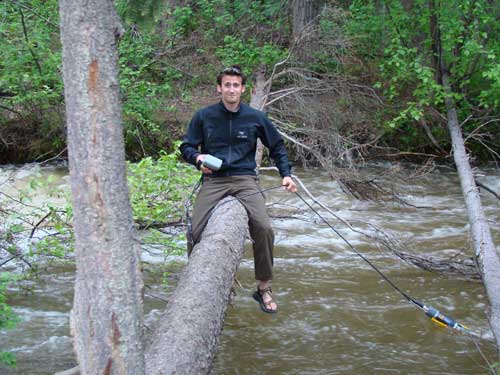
[1,164,499,374]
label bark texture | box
[291,0,324,62]
[250,68,270,170]
[291,0,324,39]
[146,197,248,374]
[59,1,145,374]
[441,69,500,355]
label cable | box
[185,178,472,334]
[294,191,470,334]
[184,176,203,248]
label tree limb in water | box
[476,180,500,201]
[261,166,481,281]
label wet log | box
[145,197,248,374]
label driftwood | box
[145,196,248,374]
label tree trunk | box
[145,197,248,374]
[59,1,145,374]
[291,0,324,39]
[441,68,500,356]
[250,68,270,170]
[291,0,324,62]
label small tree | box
[349,0,500,355]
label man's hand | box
[282,176,297,193]
[196,154,213,174]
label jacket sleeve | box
[257,114,292,177]
[179,110,203,165]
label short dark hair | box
[216,65,246,85]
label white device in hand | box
[203,155,223,171]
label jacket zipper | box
[228,114,233,166]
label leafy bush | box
[0,273,19,368]
[127,146,198,225]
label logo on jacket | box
[236,130,248,139]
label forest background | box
[1,0,499,165]
[1,0,499,370]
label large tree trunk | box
[146,197,248,374]
[250,68,270,170]
[291,0,324,62]
[441,68,500,356]
[59,1,145,374]
[291,0,324,39]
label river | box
[0,163,499,374]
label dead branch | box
[476,180,500,200]
[260,167,481,280]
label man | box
[180,65,297,313]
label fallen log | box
[440,63,500,355]
[145,196,249,374]
[55,197,248,375]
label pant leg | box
[232,176,274,281]
[188,177,231,255]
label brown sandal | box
[252,286,278,314]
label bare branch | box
[476,180,500,200]
[463,118,500,143]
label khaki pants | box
[188,175,274,281]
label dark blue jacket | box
[180,101,292,177]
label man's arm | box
[179,111,203,165]
[257,115,292,177]
[257,115,297,192]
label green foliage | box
[479,62,500,109]
[169,6,198,37]
[0,273,19,330]
[0,352,16,368]
[0,0,62,106]
[116,0,164,28]
[142,229,186,258]
[216,36,287,75]
[118,29,174,158]
[0,273,19,368]
[1,148,198,270]
[348,0,500,154]
[0,0,65,160]
[164,0,288,73]
[0,0,183,161]
[127,145,198,225]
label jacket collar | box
[219,100,242,114]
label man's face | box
[217,75,245,107]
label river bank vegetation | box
[1,0,498,165]
[1,0,499,372]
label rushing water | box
[0,163,499,375]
